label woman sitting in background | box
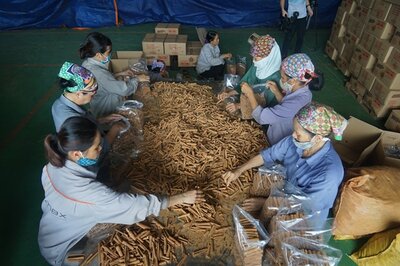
[196,30,232,81]
[80,32,149,118]
[218,34,282,114]
[38,116,204,266]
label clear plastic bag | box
[223,74,241,89]
[249,164,286,197]
[236,55,247,77]
[281,236,342,266]
[260,182,309,227]
[226,57,237,75]
[233,205,269,266]
[129,58,149,75]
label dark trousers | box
[199,64,225,81]
[281,17,307,59]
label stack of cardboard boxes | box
[142,23,202,67]
[326,0,400,120]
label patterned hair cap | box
[282,53,316,82]
[296,102,348,140]
[250,35,276,58]
[58,62,93,92]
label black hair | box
[205,30,218,43]
[59,78,77,92]
[44,117,98,167]
[79,32,112,60]
[307,70,324,91]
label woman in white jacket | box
[38,117,204,265]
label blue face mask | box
[292,137,314,150]
[100,54,111,64]
[77,151,98,167]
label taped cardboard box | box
[109,51,144,73]
[359,31,375,51]
[347,77,367,102]
[144,54,171,66]
[369,0,392,21]
[364,79,400,117]
[164,34,187,55]
[178,54,199,67]
[336,55,350,76]
[386,47,400,73]
[352,45,376,69]
[370,38,393,63]
[325,41,338,61]
[385,109,400,133]
[365,17,395,40]
[391,30,400,49]
[387,4,400,28]
[349,58,363,78]
[352,5,370,23]
[329,22,346,43]
[358,68,376,91]
[186,41,202,55]
[335,6,349,25]
[359,0,375,9]
[347,15,364,38]
[332,116,382,167]
[372,62,400,90]
[142,33,166,55]
[155,23,180,35]
[341,0,357,14]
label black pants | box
[199,64,225,81]
[281,17,307,59]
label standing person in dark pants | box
[280,0,313,59]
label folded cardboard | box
[359,31,375,51]
[332,116,382,167]
[386,47,400,73]
[369,0,392,21]
[164,34,187,55]
[372,62,400,90]
[385,109,400,133]
[365,17,395,39]
[352,45,376,69]
[155,23,180,35]
[370,39,393,63]
[358,68,376,91]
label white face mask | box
[279,79,294,94]
[292,136,330,150]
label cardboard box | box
[329,22,346,42]
[352,45,377,69]
[347,15,364,38]
[155,23,180,35]
[341,0,357,14]
[142,33,167,55]
[353,5,370,23]
[145,54,171,66]
[369,0,392,21]
[325,41,338,61]
[164,34,187,55]
[349,58,363,78]
[367,79,400,117]
[178,54,199,67]
[385,109,400,132]
[368,131,400,168]
[335,6,349,25]
[370,38,393,63]
[372,62,400,90]
[109,51,144,73]
[358,68,376,91]
[387,4,400,28]
[365,17,395,39]
[336,56,350,76]
[187,41,202,55]
[391,30,400,49]
[332,116,382,167]
[353,80,368,99]
[359,0,375,9]
[359,31,375,51]
[387,47,400,73]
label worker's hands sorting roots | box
[168,190,205,207]
[222,170,242,186]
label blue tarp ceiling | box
[0,0,340,30]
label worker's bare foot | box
[241,197,267,212]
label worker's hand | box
[307,5,314,17]
[123,69,135,76]
[137,74,150,82]
[226,103,240,113]
[222,170,241,186]
[110,121,128,134]
[240,82,253,97]
[223,53,232,59]
[98,114,124,124]
[180,190,205,204]
[218,91,230,101]
[282,9,288,17]
[267,80,279,94]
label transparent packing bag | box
[233,205,270,266]
[249,164,286,197]
[226,57,237,75]
[223,74,241,90]
[281,236,342,266]
[236,55,247,77]
[129,58,149,75]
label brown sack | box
[240,94,253,120]
[333,166,400,239]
